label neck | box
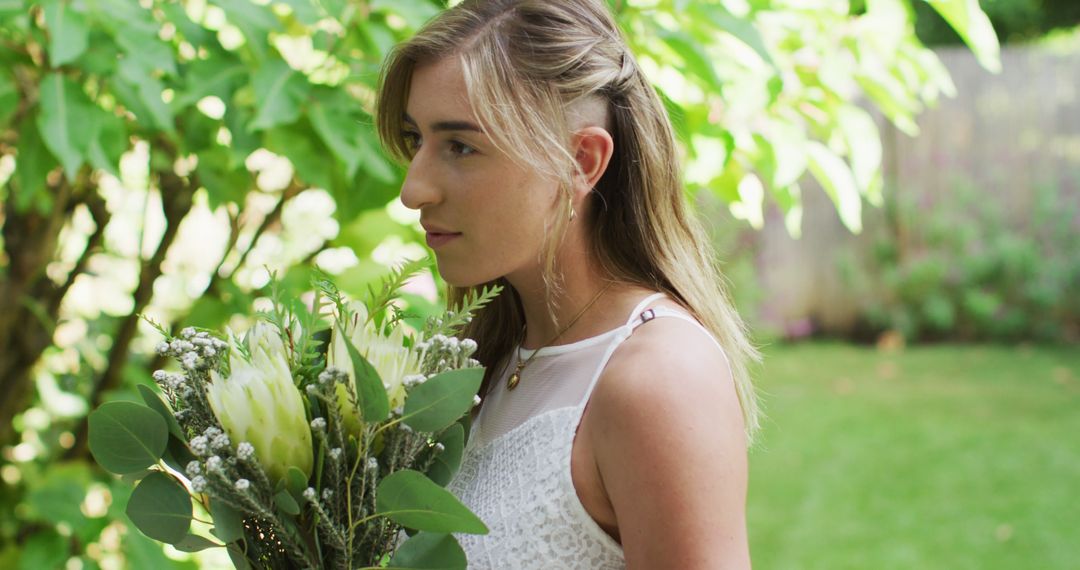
[503,234,647,350]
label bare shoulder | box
[597,303,742,426]
[586,305,751,569]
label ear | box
[571,126,615,200]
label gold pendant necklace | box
[507,282,613,391]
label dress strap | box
[622,292,668,327]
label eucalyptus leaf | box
[274,489,301,516]
[424,422,464,488]
[137,384,184,440]
[375,469,487,535]
[228,543,253,570]
[172,533,223,552]
[126,472,193,544]
[286,466,308,497]
[210,499,245,543]
[387,532,466,569]
[88,401,169,475]
[402,368,483,433]
[342,326,390,424]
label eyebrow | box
[403,113,485,134]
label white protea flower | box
[206,322,313,484]
[327,302,423,434]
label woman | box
[376,0,760,567]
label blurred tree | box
[852,0,1080,44]
[0,0,997,566]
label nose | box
[399,154,441,211]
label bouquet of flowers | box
[87,262,500,569]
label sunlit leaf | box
[921,0,1001,73]
[806,141,863,234]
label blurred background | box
[0,0,1076,568]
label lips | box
[425,231,461,248]
[420,222,461,248]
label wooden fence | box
[747,44,1080,336]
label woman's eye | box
[449,140,476,157]
[402,131,422,153]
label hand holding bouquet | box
[88,263,499,569]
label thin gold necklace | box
[507,282,613,391]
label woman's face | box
[400,57,561,288]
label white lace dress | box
[445,293,732,569]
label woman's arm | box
[590,319,751,569]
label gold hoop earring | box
[568,196,576,222]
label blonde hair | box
[376,0,762,442]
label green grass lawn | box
[747,342,1080,570]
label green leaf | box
[89,401,170,474]
[250,59,309,131]
[342,330,391,424]
[25,462,92,528]
[18,529,68,570]
[115,30,177,77]
[214,0,281,60]
[309,90,365,178]
[88,0,159,36]
[265,120,338,190]
[285,466,307,496]
[387,532,466,569]
[375,469,488,534]
[278,0,322,25]
[806,141,863,234]
[0,70,16,128]
[36,73,97,180]
[209,499,245,543]
[402,368,484,433]
[126,472,193,544]
[196,146,250,209]
[836,106,883,206]
[162,435,196,475]
[13,115,58,215]
[137,384,184,440]
[227,543,253,570]
[116,58,175,132]
[273,489,301,515]
[657,28,724,94]
[43,0,89,66]
[86,110,128,178]
[701,5,775,69]
[424,422,464,487]
[122,527,175,569]
[921,0,1000,73]
[172,533,222,552]
[173,56,247,110]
